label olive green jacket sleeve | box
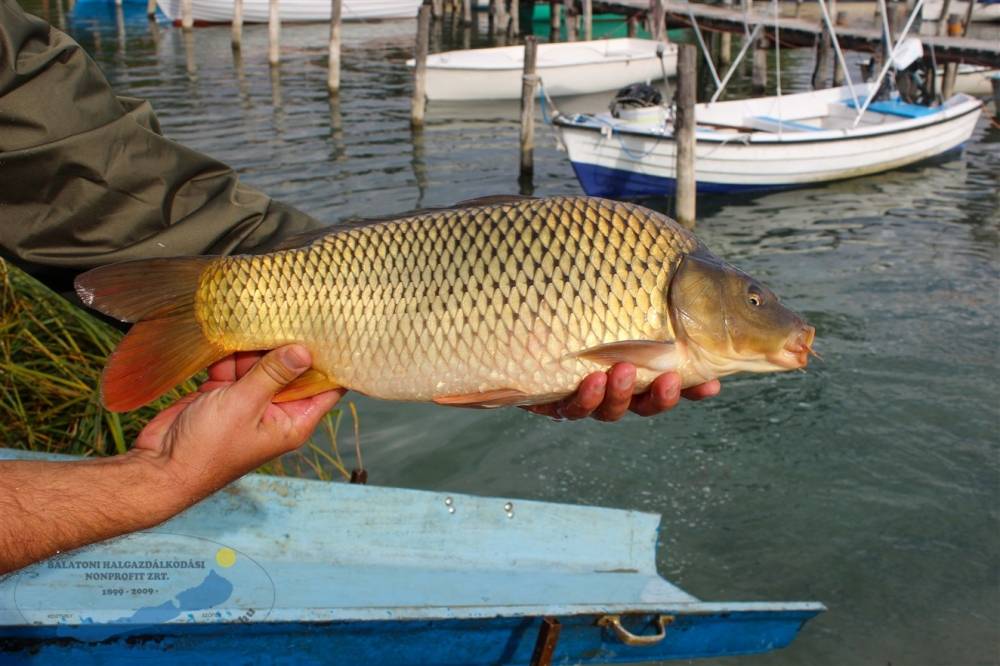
[0,0,323,292]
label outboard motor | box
[609,83,666,125]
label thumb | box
[236,345,312,411]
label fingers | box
[629,372,681,417]
[207,355,236,383]
[278,389,348,444]
[235,345,312,414]
[593,364,636,422]
[234,351,263,379]
[558,372,609,420]
[681,379,721,401]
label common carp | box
[76,195,816,412]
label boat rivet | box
[506,511,514,519]
[444,497,453,506]
[504,502,513,512]
[448,506,456,515]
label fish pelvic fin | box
[571,340,679,372]
[433,388,530,408]
[75,257,226,412]
[274,369,343,402]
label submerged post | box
[583,0,592,40]
[549,1,560,42]
[268,0,280,65]
[519,36,539,184]
[411,5,431,127]
[181,0,193,29]
[675,44,696,228]
[327,0,342,91]
[231,0,244,48]
[147,0,156,19]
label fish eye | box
[747,287,764,307]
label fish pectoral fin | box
[572,340,679,372]
[433,388,529,409]
[273,369,343,403]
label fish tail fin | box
[75,258,227,412]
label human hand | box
[522,364,721,422]
[129,345,344,504]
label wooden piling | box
[461,0,471,25]
[583,0,592,41]
[181,0,193,29]
[411,5,430,127]
[752,35,768,93]
[146,0,156,19]
[627,13,637,37]
[675,44,696,229]
[941,13,962,97]
[935,0,953,33]
[566,6,578,41]
[650,0,665,41]
[549,1,561,42]
[231,0,243,48]
[510,0,520,37]
[519,36,539,183]
[833,9,847,86]
[432,0,443,20]
[812,27,831,88]
[327,0,342,91]
[268,0,280,65]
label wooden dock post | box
[519,36,539,184]
[146,0,156,19]
[650,0,665,41]
[566,5,578,41]
[268,0,280,65]
[719,0,732,65]
[412,4,430,127]
[231,0,244,48]
[549,1,561,42]
[752,35,768,93]
[461,0,471,25]
[675,44,696,229]
[432,0,443,20]
[181,0,193,29]
[941,13,962,97]
[833,9,847,86]
[627,13,637,37]
[327,0,342,91]
[583,0,592,41]
[510,0,520,36]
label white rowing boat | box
[406,38,677,101]
[156,0,421,23]
[553,84,983,196]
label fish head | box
[668,251,816,376]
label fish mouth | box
[769,325,818,369]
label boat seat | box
[747,115,823,132]
[842,97,938,118]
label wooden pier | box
[591,0,1000,67]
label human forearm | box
[0,452,191,574]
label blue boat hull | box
[0,612,819,665]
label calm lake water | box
[25,1,1000,663]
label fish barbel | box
[76,195,816,412]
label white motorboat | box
[406,38,677,102]
[553,84,983,196]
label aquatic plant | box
[0,259,350,481]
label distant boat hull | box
[157,0,421,23]
[407,39,677,101]
[922,0,1000,21]
[555,85,983,196]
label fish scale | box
[193,196,695,404]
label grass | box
[0,259,353,481]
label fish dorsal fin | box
[571,340,679,372]
[266,195,539,251]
